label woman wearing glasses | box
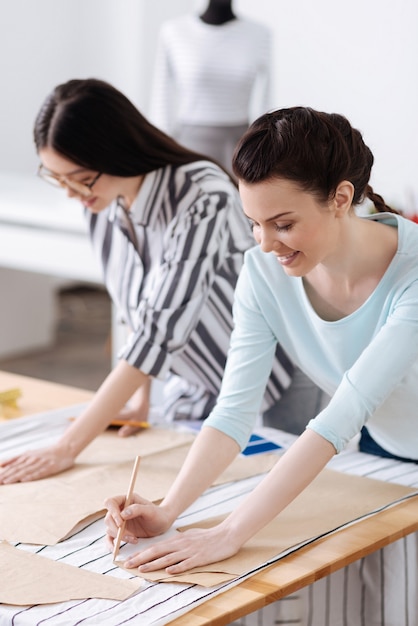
[0,78,324,483]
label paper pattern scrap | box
[76,428,195,464]
[0,429,278,545]
[135,468,418,587]
[0,541,142,605]
[0,387,22,420]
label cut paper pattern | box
[0,429,278,545]
[132,468,417,587]
[0,541,142,605]
[77,428,195,464]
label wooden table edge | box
[168,488,418,624]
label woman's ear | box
[334,180,354,216]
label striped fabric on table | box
[1,410,417,626]
[236,434,418,626]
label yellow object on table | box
[0,387,22,419]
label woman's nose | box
[63,184,77,199]
[258,228,277,253]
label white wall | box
[0,0,416,211]
[235,0,418,212]
[0,0,191,176]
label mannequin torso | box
[150,1,271,169]
[199,0,236,25]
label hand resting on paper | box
[114,379,151,437]
[0,366,152,485]
[114,406,149,437]
[0,444,75,484]
[104,493,241,574]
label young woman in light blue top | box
[105,108,418,577]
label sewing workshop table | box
[1,370,418,626]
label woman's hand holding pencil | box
[105,491,174,559]
[112,455,142,561]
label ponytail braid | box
[366,184,399,215]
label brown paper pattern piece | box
[0,541,142,605]
[0,428,278,545]
[134,468,417,587]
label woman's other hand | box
[115,407,150,437]
[0,445,75,483]
[116,379,151,437]
[119,522,240,574]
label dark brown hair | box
[232,107,396,213]
[34,78,230,178]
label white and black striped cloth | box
[86,161,293,421]
[1,411,417,626]
[238,434,418,626]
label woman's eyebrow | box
[244,211,293,222]
[45,166,88,177]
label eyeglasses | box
[37,164,102,197]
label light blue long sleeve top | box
[204,213,418,459]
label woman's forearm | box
[161,426,241,524]
[58,360,149,458]
[221,429,336,545]
[124,429,336,575]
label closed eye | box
[275,223,293,232]
[247,219,293,233]
[80,175,96,185]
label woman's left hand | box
[0,444,75,483]
[116,379,151,437]
[122,523,241,574]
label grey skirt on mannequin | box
[176,123,248,171]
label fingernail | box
[122,508,131,517]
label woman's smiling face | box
[239,177,342,277]
[38,147,135,213]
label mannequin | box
[149,2,272,171]
[199,0,236,25]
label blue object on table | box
[241,433,282,456]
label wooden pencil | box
[69,417,150,429]
[107,419,151,429]
[113,455,141,561]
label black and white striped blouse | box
[86,161,292,419]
